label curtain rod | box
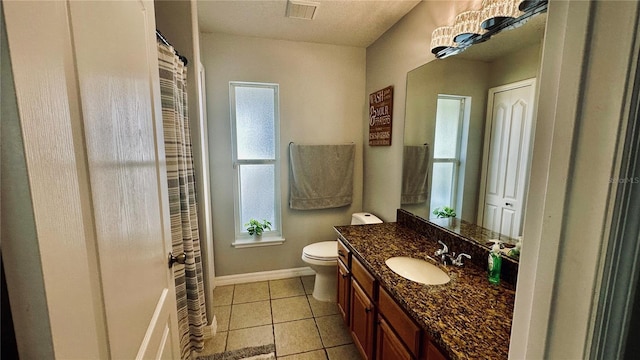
[156,30,188,66]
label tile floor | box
[198,276,362,359]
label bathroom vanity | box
[334,210,516,360]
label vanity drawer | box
[337,239,351,268]
[352,256,376,299]
[379,287,421,358]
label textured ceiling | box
[197,0,421,48]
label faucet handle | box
[452,253,471,267]
[434,240,448,256]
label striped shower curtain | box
[158,41,207,359]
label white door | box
[479,79,536,238]
[3,1,180,359]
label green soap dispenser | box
[488,241,502,285]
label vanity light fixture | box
[431,0,547,59]
[430,26,454,55]
[480,0,521,30]
[452,10,485,44]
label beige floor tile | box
[315,315,352,348]
[226,325,274,351]
[274,319,323,356]
[301,275,315,295]
[229,300,272,330]
[278,349,327,360]
[211,285,234,306]
[233,281,270,304]
[325,343,361,360]
[270,278,305,299]
[199,331,227,355]
[272,296,313,323]
[307,295,340,317]
[213,305,231,332]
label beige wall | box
[364,1,478,222]
[201,33,366,276]
[488,42,542,89]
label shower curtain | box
[158,41,207,359]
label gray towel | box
[401,145,430,205]
[289,144,355,210]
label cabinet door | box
[337,259,351,326]
[379,287,421,357]
[377,316,413,360]
[351,279,375,360]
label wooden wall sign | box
[369,86,393,146]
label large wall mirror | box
[401,12,546,242]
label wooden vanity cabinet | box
[350,256,377,360]
[336,240,449,360]
[423,340,448,360]
[337,258,350,325]
[337,239,351,325]
[376,316,413,360]
[378,287,421,358]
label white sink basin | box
[385,257,450,285]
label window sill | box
[232,236,285,249]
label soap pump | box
[508,237,522,259]
[488,240,502,285]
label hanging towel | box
[289,144,355,210]
[401,145,430,205]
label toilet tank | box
[351,212,383,225]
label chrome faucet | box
[451,253,471,267]
[434,241,471,266]
[434,240,448,257]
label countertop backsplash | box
[396,208,519,286]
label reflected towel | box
[401,145,430,205]
[289,144,355,210]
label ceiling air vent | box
[285,0,320,20]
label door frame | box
[476,78,537,236]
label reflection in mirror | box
[402,12,546,257]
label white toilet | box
[302,212,383,302]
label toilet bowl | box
[302,212,383,302]
[302,241,338,302]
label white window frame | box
[430,95,467,215]
[229,82,283,248]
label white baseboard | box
[214,267,315,286]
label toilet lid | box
[303,241,337,261]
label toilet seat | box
[302,241,337,262]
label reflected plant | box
[433,206,456,218]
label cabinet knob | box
[338,249,345,258]
[365,307,372,313]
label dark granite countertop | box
[334,222,515,360]
[429,218,520,255]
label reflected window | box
[431,95,467,214]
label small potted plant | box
[245,219,272,240]
[432,206,456,218]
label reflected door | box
[481,79,536,238]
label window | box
[430,95,468,215]
[230,82,282,246]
